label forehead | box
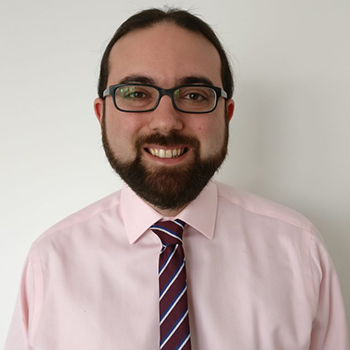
[108,22,222,87]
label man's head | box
[97,8,234,100]
[94,8,235,214]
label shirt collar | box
[121,180,218,244]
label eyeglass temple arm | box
[102,87,111,98]
[220,89,228,99]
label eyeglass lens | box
[115,85,217,112]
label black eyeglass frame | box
[102,83,228,114]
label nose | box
[148,95,184,133]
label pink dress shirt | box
[5,181,349,349]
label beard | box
[101,112,229,211]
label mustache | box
[135,132,199,148]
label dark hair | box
[97,8,234,99]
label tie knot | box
[151,219,186,246]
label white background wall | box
[1,0,349,345]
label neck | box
[149,202,188,218]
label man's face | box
[94,23,234,212]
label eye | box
[186,92,206,101]
[122,89,147,99]
[176,86,212,102]
[127,91,146,99]
[180,89,209,103]
[118,86,151,100]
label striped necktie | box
[151,219,192,350]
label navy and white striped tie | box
[151,219,192,350]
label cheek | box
[103,115,138,156]
[194,118,226,156]
[105,113,141,142]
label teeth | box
[148,148,185,159]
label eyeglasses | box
[103,83,228,114]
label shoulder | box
[215,181,313,232]
[32,189,123,246]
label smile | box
[146,148,187,159]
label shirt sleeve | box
[4,245,43,350]
[309,226,350,349]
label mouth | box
[145,147,188,159]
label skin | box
[94,22,234,217]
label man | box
[5,8,349,350]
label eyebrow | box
[118,75,215,87]
[119,75,156,85]
[178,76,214,86]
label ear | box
[94,98,104,126]
[226,99,235,123]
